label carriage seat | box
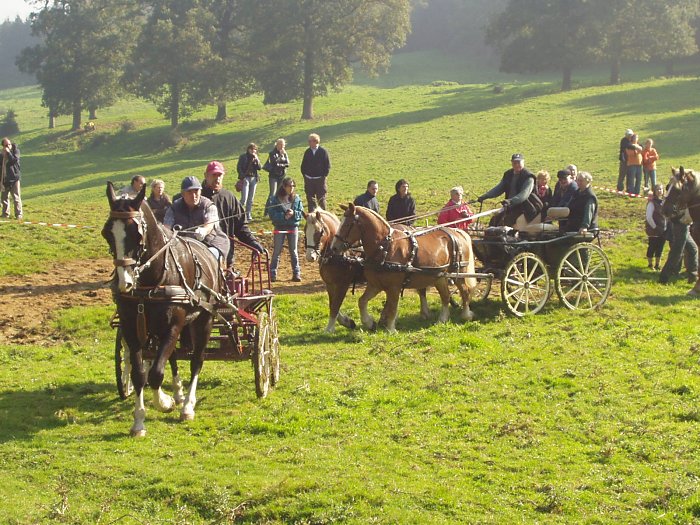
[516,207,570,234]
[546,207,570,220]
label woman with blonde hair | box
[146,179,172,223]
[263,138,290,201]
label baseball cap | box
[511,153,524,162]
[557,169,571,180]
[625,129,634,136]
[205,160,225,176]
[181,176,202,191]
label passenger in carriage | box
[437,186,473,230]
[201,161,265,270]
[386,178,416,225]
[164,176,230,265]
[476,153,542,228]
[550,168,578,208]
[535,170,552,209]
[119,175,146,198]
[565,171,598,234]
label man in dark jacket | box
[1,137,22,219]
[617,129,633,191]
[477,153,540,227]
[164,176,230,264]
[566,171,598,233]
[353,180,380,213]
[202,161,265,269]
[300,133,331,212]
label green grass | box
[1,50,700,523]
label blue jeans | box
[240,176,258,220]
[271,230,300,278]
[626,165,642,195]
[268,177,281,200]
[643,168,656,191]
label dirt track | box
[0,251,322,347]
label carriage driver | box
[164,176,230,264]
[477,153,543,228]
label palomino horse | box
[330,204,477,332]
[102,182,222,436]
[662,166,700,296]
[303,209,361,332]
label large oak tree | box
[255,0,411,120]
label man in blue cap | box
[164,175,230,264]
[477,153,542,227]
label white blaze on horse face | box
[112,220,135,292]
[305,220,319,262]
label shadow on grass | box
[0,381,117,443]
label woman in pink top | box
[437,186,473,230]
[642,138,659,192]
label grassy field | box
[1,51,700,523]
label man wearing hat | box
[551,168,578,208]
[477,153,541,227]
[201,160,265,269]
[617,129,634,191]
[164,175,230,264]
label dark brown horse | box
[103,182,222,436]
[662,166,700,296]
[330,204,477,332]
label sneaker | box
[292,275,302,282]
[16,215,23,220]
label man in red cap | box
[202,160,265,269]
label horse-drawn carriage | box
[469,224,612,317]
[104,183,279,436]
[111,239,280,400]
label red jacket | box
[437,200,473,230]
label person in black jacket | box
[477,153,541,227]
[202,161,265,269]
[386,179,416,225]
[300,133,331,212]
[566,171,598,233]
[353,180,380,213]
[263,138,290,201]
[236,143,262,222]
[1,137,22,219]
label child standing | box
[642,138,659,192]
[267,177,304,282]
[645,183,667,270]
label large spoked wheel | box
[269,308,281,387]
[556,242,612,310]
[501,252,550,317]
[253,311,271,398]
[115,328,133,399]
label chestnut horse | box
[103,182,222,436]
[330,204,477,332]
[662,166,700,296]
[303,209,361,332]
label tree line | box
[16,0,411,130]
[10,0,700,130]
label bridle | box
[107,209,147,268]
[305,217,326,257]
[333,213,362,253]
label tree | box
[642,0,699,76]
[255,0,411,120]
[125,0,214,128]
[17,0,140,130]
[201,0,258,121]
[486,0,597,91]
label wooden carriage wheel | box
[114,328,133,399]
[269,308,281,387]
[501,252,550,317]
[555,242,612,310]
[253,311,271,398]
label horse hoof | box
[347,319,357,330]
[130,428,146,438]
[180,411,195,421]
[687,289,700,297]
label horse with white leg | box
[103,182,222,436]
[330,204,478,333]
